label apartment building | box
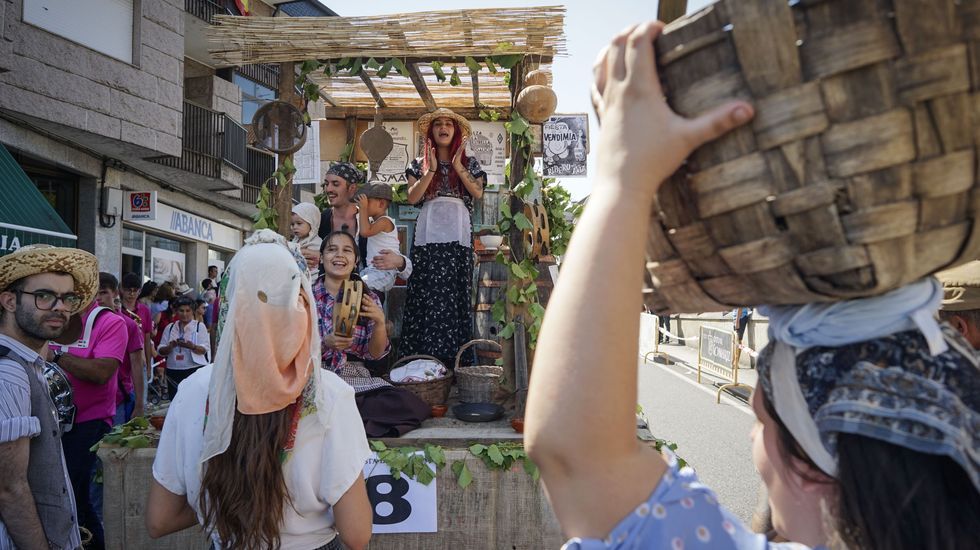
[0,0,334,284]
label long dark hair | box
[424,119,469,201]
[199,408,294,550]
[137,281,158,301]
[761,392,980,549]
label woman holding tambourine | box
[313,231,429,436]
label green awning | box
[0,143,77,256]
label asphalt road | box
[635,345,763,525]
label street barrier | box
[697,326,752,403]
[642,316,698,364]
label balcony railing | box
[237,64,280,92]
[185,0,225,23]
[242,146,277,204]
[151,101,246,179]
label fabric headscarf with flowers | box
[201,230,328,464]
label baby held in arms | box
[355,184,401,293]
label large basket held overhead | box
[645,0,980,314]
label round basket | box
[384,355,452,407]
[455,340,504,403]
[645,0,980,314]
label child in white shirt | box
[355,184,400,293]
[290,202,323,275]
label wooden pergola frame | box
[209,7,566,121]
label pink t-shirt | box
[115,311,144,404]
[130,302,153,337]
[61,304,128,425]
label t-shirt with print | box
[152,365,372,550]
[159,320,210,371]
[562,453,818,550]
[115,311,144,404]
[61,304,128,426]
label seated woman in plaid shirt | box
[313,231,430,437]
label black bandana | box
[326,162,364,185]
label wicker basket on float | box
[644,0,980,314]
[384,355,453,407]
[455,340,504,403]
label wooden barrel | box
[474,250,508,358]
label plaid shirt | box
[312,278,390,374]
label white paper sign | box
[294,121,321,184]
[367,121,414,184]
[467,121,507,185]
[363,452,437,534]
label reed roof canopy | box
[207,6,567,119]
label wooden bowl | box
[431,405,447,418]
[510,417,525,433]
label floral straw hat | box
[417,107,471,139]
[0,244,99,312]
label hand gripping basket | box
[645,0,980,314]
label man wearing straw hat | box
[0,244,97,549]
[938,260,980,349]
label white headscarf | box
[200,230,331,465]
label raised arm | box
[524,21,753,540]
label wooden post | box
[273,61,296,238]
[501,59,532,393]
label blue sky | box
[320,0,715,200]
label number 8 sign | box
[363,452,438,533]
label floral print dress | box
[401,157,486,363]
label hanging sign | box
[467,121,507,185]
[123,191,157,221]
[542,114,589,177]
[368,121,414,184]
[363,452,437,534]
[293,120,321,185]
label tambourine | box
[522,200,551,260]
[333,280,364,338]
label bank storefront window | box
[145,233,186,284]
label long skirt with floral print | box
[400,242,473,364]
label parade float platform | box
[100,415,665,549]
[98,416,555,549]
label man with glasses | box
[49,270,127,550]
[0,244,99,549]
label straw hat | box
[417,108,471,139]
[0,245,99,312]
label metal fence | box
[242,147,276,204]
[237,64,280,92]
[185,0,224,23]
[151,101,247,180]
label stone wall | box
[0,0,185,157]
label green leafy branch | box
[490,111,547,348]
[451,442,539,489]
[253,157,297,231]
[540,178,582,257]
[369,441,446,486]
[91,417,156,451]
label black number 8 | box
[366,474,412,525]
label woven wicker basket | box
[385,355,453,407]
[455,340,504,403]
[644,0,980,313]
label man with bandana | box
[311,163,412,283]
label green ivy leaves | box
[369,441,539,489]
